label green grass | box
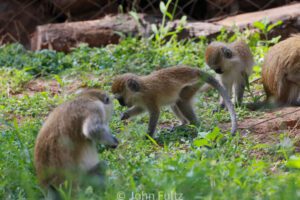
[1,35,300,200]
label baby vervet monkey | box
[34,89,118,199]
[262,34,300,106]
[204,40,254,107]
[111,65,237,137]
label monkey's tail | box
[198,70,238,135]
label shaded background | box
[0,0,299,48]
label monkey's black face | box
[214,68,224,74]
[221,47,233,59]
[117,97,126,107]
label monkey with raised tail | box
[111,65,237,137]
[34,89,118,199]
[204,40,254,107]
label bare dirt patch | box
[237,107,300,151]
[24,78,83,96]
[26,79,62,94]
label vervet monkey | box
[204,40,254,107]
[262,34,300,106]
[34,89,118,199]
[111,65,237,137]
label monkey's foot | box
[120,112,130,120]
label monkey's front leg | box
[121,106,144,120]
[147,108,160,137]
[235,78,246,106]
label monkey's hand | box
[120,112,130,120]
[213,103,226,113]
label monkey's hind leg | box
[234,79,246,107]
[177,84,200,126]
[171,105,189,125]
[176,100,199,126]
[285,72,300,105]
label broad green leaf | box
[180,15,187,24]
[286,155,300,169]
[267,20,283,32]
[193,138,210,147]
[253,21,266,31]
[253,65,261,73]
[151,24,158,34]
[159,2,167,14]
[53,74,63,87]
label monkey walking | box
[111,65,237,137]
[34,89,118,199]
[261,34,300,106]
[203,40,254,107]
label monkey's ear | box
[221,47,233,59]
[127,79,140,92]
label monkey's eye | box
[103,96,110,104]
[222,47,233,59]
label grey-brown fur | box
[112,65,237,136]
[34,89,118,198]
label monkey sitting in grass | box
[34,89,118,199]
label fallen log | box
[30,13,226,52]
[31,2,300,52]
[215,2,300,39]
[30,14,153,52]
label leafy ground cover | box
[1,31,300,200]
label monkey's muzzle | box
[214,68,224,74]
[109,136,119,149]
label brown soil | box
[236,107,300,151]
[26,79,61,94]
[24,78,83,96]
